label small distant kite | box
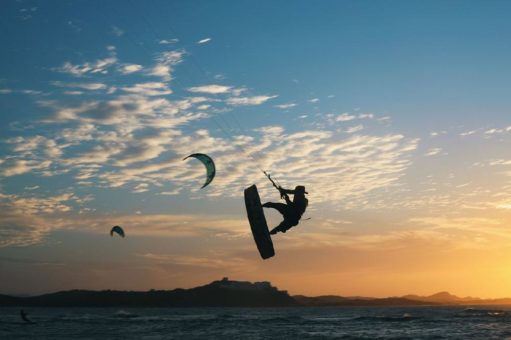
[183,153,216,189]
[110,225,125,238]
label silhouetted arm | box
[279,187,296,195]
[278,187,293,204]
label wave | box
[354,313,422,322]
[114,310,139,318]
[457,308,508,318]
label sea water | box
[1,306,511,339]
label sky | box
[1,0,511,298]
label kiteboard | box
[244,185,275,259]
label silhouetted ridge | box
[3,282,511,307]
[401,291,511,305]
[294,295,433,306]
[0,278,297,307]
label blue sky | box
[2,0,511,297]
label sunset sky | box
[2,0,511,298]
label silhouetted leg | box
[270,220,293,235]
[262,202,289,216]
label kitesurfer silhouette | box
[262,174,308,234]
[20,309,33,324]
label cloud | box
[149,50,184,81]
[336,113,356,122]
[113,129,178,166]
[159,39,179,45]
[407,217,510,243]
[58,56,118,77]
[21,89,42,95]
[110,25,124,37]
[460,130,478,136]
[122,82,172,96]
[274,103,296,109]
[0,206,249,247]
[226,95,277,106]
[119,64,143,74]
[358,113,374,119]
[0,89,13,94]
[67,20,82,32]
[1,159,52,177]
[51,81,107,91]
[197,38,211,44]
[345,125,364,134]
[160,189,181,196]
[6,48,415,209]
[0,190,95,247]
[1,192,77,215]
[424,148,442,156]
[496,202,511,209]
[489,159,511,166]
[0,44,423,249]
[140,253,249,270]
[429,131,446,137]
[187,85,232,94]
[49,94,205,126]
[133,183,149,193]
[0,214,48,247]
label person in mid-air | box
[262,185,308,234]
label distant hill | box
[403,291,472,304]
[0,278,297,307]
[401,291,511,305]
[2,280,511,307]
[293,295,433,307]
[297,291,511,307]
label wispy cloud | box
[187,84,232,94]
[51,81,108,91]
[57,48,118,77]
[159,38,179,45]
[460,129,478,137]
[119,64,143,74]
[149,50,184,81]
[197,38,212,44]
[274,103,296,109]
[122,82,172,96]
[424,147,442,156]
[110,25,124,37]
[345,125,364,134]
[226,95,277,106]
[60,58,117,76]
[336,113,356,122]
[1,159,52,177]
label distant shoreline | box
[2,278,511,308]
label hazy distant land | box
[2,278,511,307]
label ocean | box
[1,306,511,339]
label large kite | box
[183,153,216,189]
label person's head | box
[295,185,308,194]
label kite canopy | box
[110,225,125,238]
[183,153,216,188]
